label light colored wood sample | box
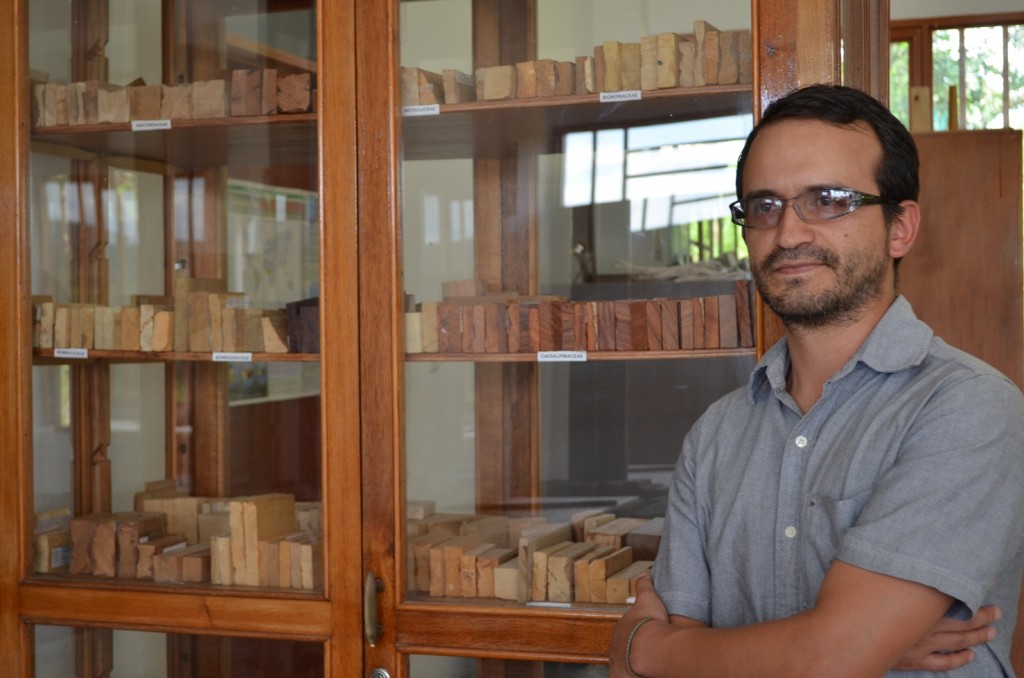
[141,496,206,545]
[601,41,623,91]
[277,72,312,113]
[180,544,212,583]
[129,84,162,120]
[575,56,595,94]
[531,541,574,601]
[400,66,444,106]
[589,546,634,603]
[573,545,615,603]
[588,517,649,549]
[476,65,517,101]
[34,529,71,573]
[517,522,571,602]
[136,534,187,580]
[620,42,641,91]
[606,560,654,604]
[547,541,599,603]
[459,542,496,597]
[640,35,660,90]
[161,84,192,119]
[191,79,229,119]
[210,534,233,585]
[493,557,521,601]
[442,535,484,597]
[535,59,558,97]
[476,547,515,598]
[116,512,167,578]
[240,493,297,587]
[411,532,451,593]
[515,61,538,98]
[694,20,721,86]
[657,33,683,88]
[718,30,742,84]
[442,69,476,103]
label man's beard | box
[752,243,890,329]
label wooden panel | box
[900,129,1023,389]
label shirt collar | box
[748,295,934,402]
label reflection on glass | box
[412,655,608,678]
[889,41,910,127]
[400,0,754,610]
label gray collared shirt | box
[652,296,1024,676]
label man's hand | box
[893,606,1000,671]
[609,576,668,677]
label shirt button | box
[784,526,798,539]
[795,435,808,448]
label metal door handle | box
[364,571,383,647]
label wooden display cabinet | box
[0,0,885,676]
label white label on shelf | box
[537,350,587,362]
[213,352,253,362]
[402,104,441,117]
[599,90,642,103]
[54,348,88,359]
[526,601,573,609]
[131,119,172,131]
[224,295,251,309]
[51,544,71,569]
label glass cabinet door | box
[25,0,334,674]
[394,0,755,668]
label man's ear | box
[889,200,920,260]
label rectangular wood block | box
[691,298,706,349]
[704,295,721,349]
[718,293,738,348]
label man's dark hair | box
[735,84,919,228]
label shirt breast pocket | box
[799,488,873,607]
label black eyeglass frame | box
[729,188,898,229]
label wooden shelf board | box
[403,84,753,160]
[406,347,755,362]
[31,114,317,171]
[33,349,320,364]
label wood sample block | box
[442,535,484,596]
[277,72,313,113]
[459,542,495,597]
[547,541,599,603]
[116,512,167,578]
[535,59,558,98]
[261,69,278,115]
[626,516,664,561]
[141,496,206,545]
[606,560,654,604]
[442,69,476,103]
[275,532,310,588]
[43,82,69,126]
[132,478,178,512]
[34,299,55,349]
[476,547,515,598]
[34,529,71,573]
[400,67,444,106]
[538,300,563,351]
[738,30,754,84]
[657,33,683,88]
[197,511,231,544]
[261,311,289,353]
[660,299,681,350]
[93,306,115,350]
[573,545,615,603]
[515,61,538,98]
[517,522,571,602]
[152,548,184,584]
[531,541,574,601]
[67,81,88,125]
[298,539,322,590]
[589,546,633,603]
[588,517,649,549]
[718,31,742,85]
[476,65,517,101]
[180,544,212,583]
[129,84,162,120]
[136,534,187,580]
[418,302,439,353]
[555,61,576,96]
[232,69,258,115]
[191,79,229,119]
[679,299,695,349]
[407,499,436,520]
[210,534,233,585]
[735,280,754,347]
[459,515,510,549]
[151,309,174,352]
[404,311,423,354]
[422,512,475,538]
[161,84,192,120]
[597,301,618,351]
[411,532,451,593]
[703,295,720,349]
[694,20,721,86]
[493,557,521,601]
[620,42,642,91]
[519,304,540,352]
[69,514,112,575]
[582,513,616,541]
[232,493,297,587]
[681,37,700,88]
[600,41,623,91]
[640,35,660,91]
[484,303,509,353]
[575,56,595,94]
[507,517,548,546]
[437,304,461,353]
[441,279,488,299]
[691,298,706,349]
[645,300,663,350]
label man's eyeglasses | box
[729,188,898,229]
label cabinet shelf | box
[402,84,752,160]
[30,114,317,171]
[405,347,754,362]
[33,349,320,365]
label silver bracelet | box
[625,616,655,678]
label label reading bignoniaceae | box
[599,90,642,103]
[54,348,88,359]
[212,352,253,363]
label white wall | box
[892,0,1022,20]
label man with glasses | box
[609,84,1024,677]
